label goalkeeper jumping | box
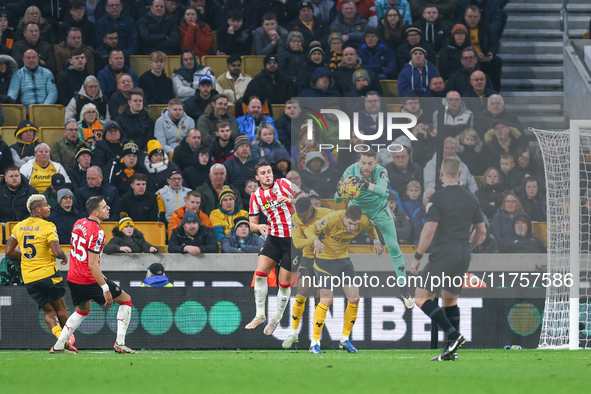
[335,149,414,309]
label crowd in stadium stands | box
[0,0,548,255]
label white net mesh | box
[532,127,591,349]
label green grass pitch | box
[1,349,589,393]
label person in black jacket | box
[144,139,182,190]
[137,0,180,55]
[296,45,327,94]
[95,29,131,73]
[75,166,121,221]
[0,166,37,222]
[103,216,158,254]
[385,146,424,197]
[0,130,14,174]
[243,54,296,106]
[518,176,546,222]
[183,76,219,124]
[500,213,546,253]
[395,27,436,75]
[47,188,86,244]
[216,9,253,56]
[169,209,219,254]
[137,51,174,105]
[223,135,256,200]
[114,88,154,151]
[173,128,202,171]
[58,0,96,46]
[106,141,153,196]
[67,147,93,191]
[474,166,507,222]
[414,5,450,53]
[286,1,325,48]
[119,173,160,222]
[437,23,471,81]
[93,120,127,170]
[57,49,90,107]
[0,54,17,104]
[183,145,213,190]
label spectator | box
[387,191,413,245]
[272,150,291,180]
[298,66,341,98]
[222,0,259,31]
[462,70,497,114]
[426,75,446,98]
[155,98,196,154]
[456,128,485,176]
[217,9,253,57]
[54,27,95,76]
[114,88,154,151]
[138,51,174,105]
[0,54,16,103]
[156,170,191,221]
[58,0,96,47]
[291,124,337,171]
[168,190,212,237]
[95,28,131,72]
[144,139,182,190]
[95,0,138,55]
[287,1,326,49]
[483,121,528,172]
[236,98,277,141]
[408,186,435,242]
[210,122,236,164]
[183,145,213,190]
[173,128,202,171]
[401,180,424,239]
[456,0,506,43]
[397,46,439,97]
[377,7,405,52]
[210,186,249,242]
[243,54,296,106]
[77,103,106,147]
[93,0,148,22]
[184,76,219,125]
[491,191,524,245]
[499,213,546,254]
[357,27,398,80]
[395,27,436,72]
[215,55,252,105]
[415,4,449,53]
[188,0,224,31]
[332,47,381,96]
[107,73,137,119]
[344,69,374,97]
[10,120,40,167]
[376,0,411,24]
[0,124,13,172]
[474,94,522,139]
[169,209,218,254]
[446,46,493,95]
[15,7,57,48]
[423,136,478,193]
[194,163,243,215]
[92,120,127,169]
[287,169,302,189]
[410,0,456,25]
[66,76,109,124]
[47,188,85,244]
[164,0,185,22]
[104,216,159,254]
[13,22,55,74]
[223,135,256,198]
[275,98,307,149]
[20,144,71,194]
[221,215,264,253]
[7,49,57,108]
[51,120,91,169]
[299,151,340,198]
[0,165,37,222]
[252,123,288,163]
[496,152,521,192]
[254,12,288,56]
[179,6,213,58]
[437,24,470,81]
[137,0,180,55]
[141,263,172,286]
[97,49,138,97]
[56,49,90,108]
[276,30,307,83]
[356,92,386,140]
[431,91,474,137]
[296,45,328,94]
[68,147,93,190]
[120,173,160,221]
[513,147,544,186]
[197,95,241,145]
[106,141,150,196]
[472,222,499,253]
[475,166,507,221]
[327,31,344,73]
[330,0,368,48]
[518,177,546,222]
[242,178,258,210]
[0,9,13,50]
[385,145,423,197]
[172,49,215,101]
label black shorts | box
[24,271,66,309]
[259,235,293,271]
[420,243,472,295]
[298,256,313,272]
[313,257,356,289]
[67,279,123,307]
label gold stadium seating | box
[201,55,229,78]
[211,31,218,52]
[0,127,17,146]
[4,221,17,241]
[40,127,65,147]
[101,221,167,245]
[166,55,181,77]
[148,104,168,123]
[386,104,403,113]
[28,104,65,128]
[380,80,399,97]
[272,104,285,120]
[2,104,26,126]
[130,55,152,79]
[531,222,547,246]
[348,244,418,254]
[241,55,265,78]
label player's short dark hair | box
[345,205,362,221]
[227,54,241,64]
[4,165,19,174]
[422,4,439,12]
[296,197,311,213]
[105,28,118,36]
[186,190,202,199]
[86,196,104,215]
[130,173,147,184]
[254,160,272,174]
[359,149,377,160]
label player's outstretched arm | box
[88,252,113,307]
[5,236,21,259]
[49,241,68,265]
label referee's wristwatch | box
[414,252,423,260]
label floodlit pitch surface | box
[0,349,588,392]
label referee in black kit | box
[410,157,486,361]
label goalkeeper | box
[335,149,414,309]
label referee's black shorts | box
[420,243,472,295]
[24,271,66,309]
[259,235,293,271]
[67,279,123,307]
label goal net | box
[532,123,591,349]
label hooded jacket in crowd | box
[10,120,39,167]
[0,54,17,104]
[299,151,340,198]
[397,58,440,97]
[47,204,85,244]
[104,227,156,255]
[499,213,546,253]
[172,50,215,101]
[169,219,218,254]
[0,173,36,222]
[114,106,155,151]
[154,107,195,155]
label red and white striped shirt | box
[249,178,296,238]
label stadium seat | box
[4,221,17,241]
[130,55,152,79]
[531,222,547,246]
[400,245,418,253]
[101,221,166,245]
[166,55,181,77]
[148,104,168,123]
[241,55,265,78]
[386,104,403,113]
[201,55,229,78]
[40,127,65,147]
[154,245,168,253]
[28,105,65,128]
[320,199,347,210]
[380,80,399,97]
[272,104,285,120]
[1,104,26,126]
[0,127,17,147]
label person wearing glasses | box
[462,70,498,113]
[491,191,524,245]
[446,46,494,95]
[431,91,474,137]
